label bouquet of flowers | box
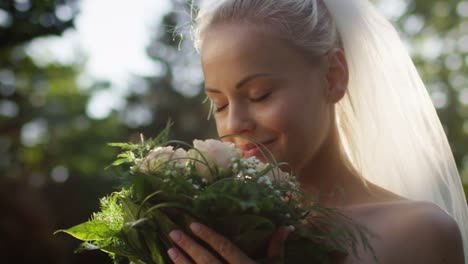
[56,124,375,264]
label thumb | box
[267,225,295,263]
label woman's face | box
[201,23,332,172]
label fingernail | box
[169,230,182,242]
[190,222,202,233]
[167,248,179,259]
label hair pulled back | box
[192,0,341,59]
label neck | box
[297,123,371,208]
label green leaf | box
[112,158,134,166]
[146,208,179,238]
[55,220,115,241]
[117,151,135,159]
[121,197,140,222]
[213,215,275,257]
[147,120,173,148]
[108,143,136,148]
[141,231,167,264]
[121,222,153,264]
[101,244,136,258]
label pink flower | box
[189,139,241,181]
[147,146,175,160]
[135,146,188,173]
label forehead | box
[200,22,314,80]
[201,22,287,55]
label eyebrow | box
[205,72,273,93]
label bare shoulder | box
[359,200,464,264]
[393,201,464,263]
[341,200,465,264]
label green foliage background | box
[0,0,466,263]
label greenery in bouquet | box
[56,123,376,264]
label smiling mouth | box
[241,138,276,158]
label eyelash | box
[214,92,272,113]
[251,92,271,102]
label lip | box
[240,138,276,158]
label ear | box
[324,48,349,104]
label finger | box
[167,247,192,264]
[267,226,295,263]
[189,222,255,264]
[169,230,221,264]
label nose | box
[224,102,255,137]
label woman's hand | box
[167,222,293,264]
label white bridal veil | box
[193,0,468,260]
[323,0,468,260]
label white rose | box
[189,139,241,181]
[172,148,189,166]
[147,146,175,160]
[187,149,212,181]
[135,146,188,173]
[193,139,241,168]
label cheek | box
[252,97,290,136]
[279,94,328,158]
[215,118,232,142]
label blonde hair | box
[192,0,340,57]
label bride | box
[165,0,468,263]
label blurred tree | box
[0,0,119,263]
[0,0,79,49]
[0,0,215,263]
[122,0,216,143]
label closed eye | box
[214,92,271,113]
[251,92,271,102]
[215,104,228,113]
